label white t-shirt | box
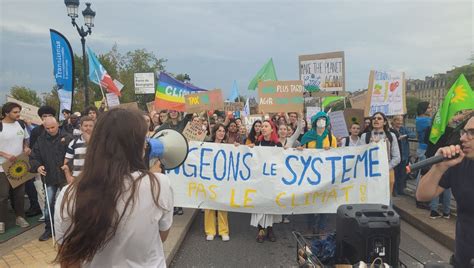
[55,172,174,268]
[0,121,29,172]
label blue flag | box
[49,29,74,119]
[229,80,239,101]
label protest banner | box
[258,80,304,114]
[106,93,120,107]
[155,72,207,111]
[166,141,390,214]
[328,111,349,138]
[184,89,224,113]
[349,91,368,110]
[134,73,155,94]
[365,71,406,116]
[306,106,321,123]
[182,122,207,142]
[299,51,345,92]
[2,153,36,189]
[6,96,42,125]
[243,115,263,132]
[224,102,244,112]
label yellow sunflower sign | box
[1,153,35,188]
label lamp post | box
[64,0,96,107]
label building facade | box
[406,73,449,112]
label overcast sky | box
[0,0,472,102]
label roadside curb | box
[164,208,198,266]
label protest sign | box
[2,153,36,189]
[185,89,224,114]
[349,91,368,110]
[258,80,304,114]
[146,101,156,113]
[329,111,349,137]
[182,122,207,142]
[224,102,244,112]
[115,102,139,111]
[365,71,406,116]
[106,93,120,107]
[6,96,42,125]
[243,115,263,132]
[134,73,155,94]
[166,141,390,214]
[299,51,345,92]
[343,109,365,128]
[306,106,321,123]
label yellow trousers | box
[389,169,395,195]
[204,210,229,236]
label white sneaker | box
[206,235,214,241]
[16,216,30,228]
[221,235,230,241]
[0,222,5,234]
[38,215,45,222]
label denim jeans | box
[307,213,328,233]
[430,189,451,214]
[43,184,62,233]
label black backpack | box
[0,120,26,132]
[345,137,351,147]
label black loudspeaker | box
[336,204,400,267]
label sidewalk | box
[393,195,456,251]
[0,208,198,267]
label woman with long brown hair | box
[54,108,173,267]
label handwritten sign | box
[6,96,42,125]
[224,102,244,112]
[258,80,304,113]
[243,115,263,132]
[366,71,406,116]
[343,109,364,128]
[134,73,155,94]
[167,141,390,214]
[185,89,224,113]
[182,122,207,142]
[299,51,345,92]
[306,106,321,123]
[106,93,120,107]
[328,111,350,138]
[2,154,36,189]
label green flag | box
[248,58,277,90]
[322,96,345,108]
[429,74,474,144]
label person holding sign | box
[360,112,400,195]
[204,124,231,242]
[246,120,282,243]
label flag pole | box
[95,70,109,109]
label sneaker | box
[221,235,230,241]
[266,227,276,242]
[206,235,214,241]
[442,213,451,219]
[0,222,4,234]
[282,217,290,224]
[39,231,52,241]
[16,216,30,228]
[256,229,265,243]
[38,215,45,222]
[430,210,442,219]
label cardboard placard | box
[182,122,207,142]
[2,153,36,189]
[343,108,365,129]
[349,91,368,110]
[146,101,156,113]
[299,51,345,92]
[257,80,304,114]
[115,102,139,111]
[224,102,244,112]
[106,93,120,107]
[365,71,406,116]
[6,96,42,125]
[184,89,224,113]
[328,111,349,137]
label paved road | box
[170,212,452,268]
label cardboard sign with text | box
[258,80,304,114]
[343,109,365,129]
[2,153,36,189]
[6,96,42,125]
[365,71,406,116]
[182,122,207,142]
[299,51,345,92]
[106,93,120,107]
[224,102,244,112]
[185,89,224,113]
[328,111,349,138]
[243,115,263,132]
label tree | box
[9,86,42,106]
[42,86,60,111]
[406,96,422,118]
[446,63,474,88]
[175,73,191,82]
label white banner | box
[134,73,155,94]
[367,71,406,116]
[167,141,390,214]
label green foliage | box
[446,62,474,88]
[9,86,42,106]
[406,96,421,118]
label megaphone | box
[147,129,189,170]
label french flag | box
[87,46,121,96]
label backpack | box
[0,120,26,132]
[345,137,351,147]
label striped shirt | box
[65,136,87,177]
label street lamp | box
[64,0,96,107]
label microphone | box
[406,154,459,173]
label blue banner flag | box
[49,29,74,118]
[229,80,239,101]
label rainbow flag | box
[155,72,206,111]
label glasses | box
[460,129,474,139]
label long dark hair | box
[369,112,393,143]
[55,108,161,265]
[211,123,227,142]
[248,120,262,143]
